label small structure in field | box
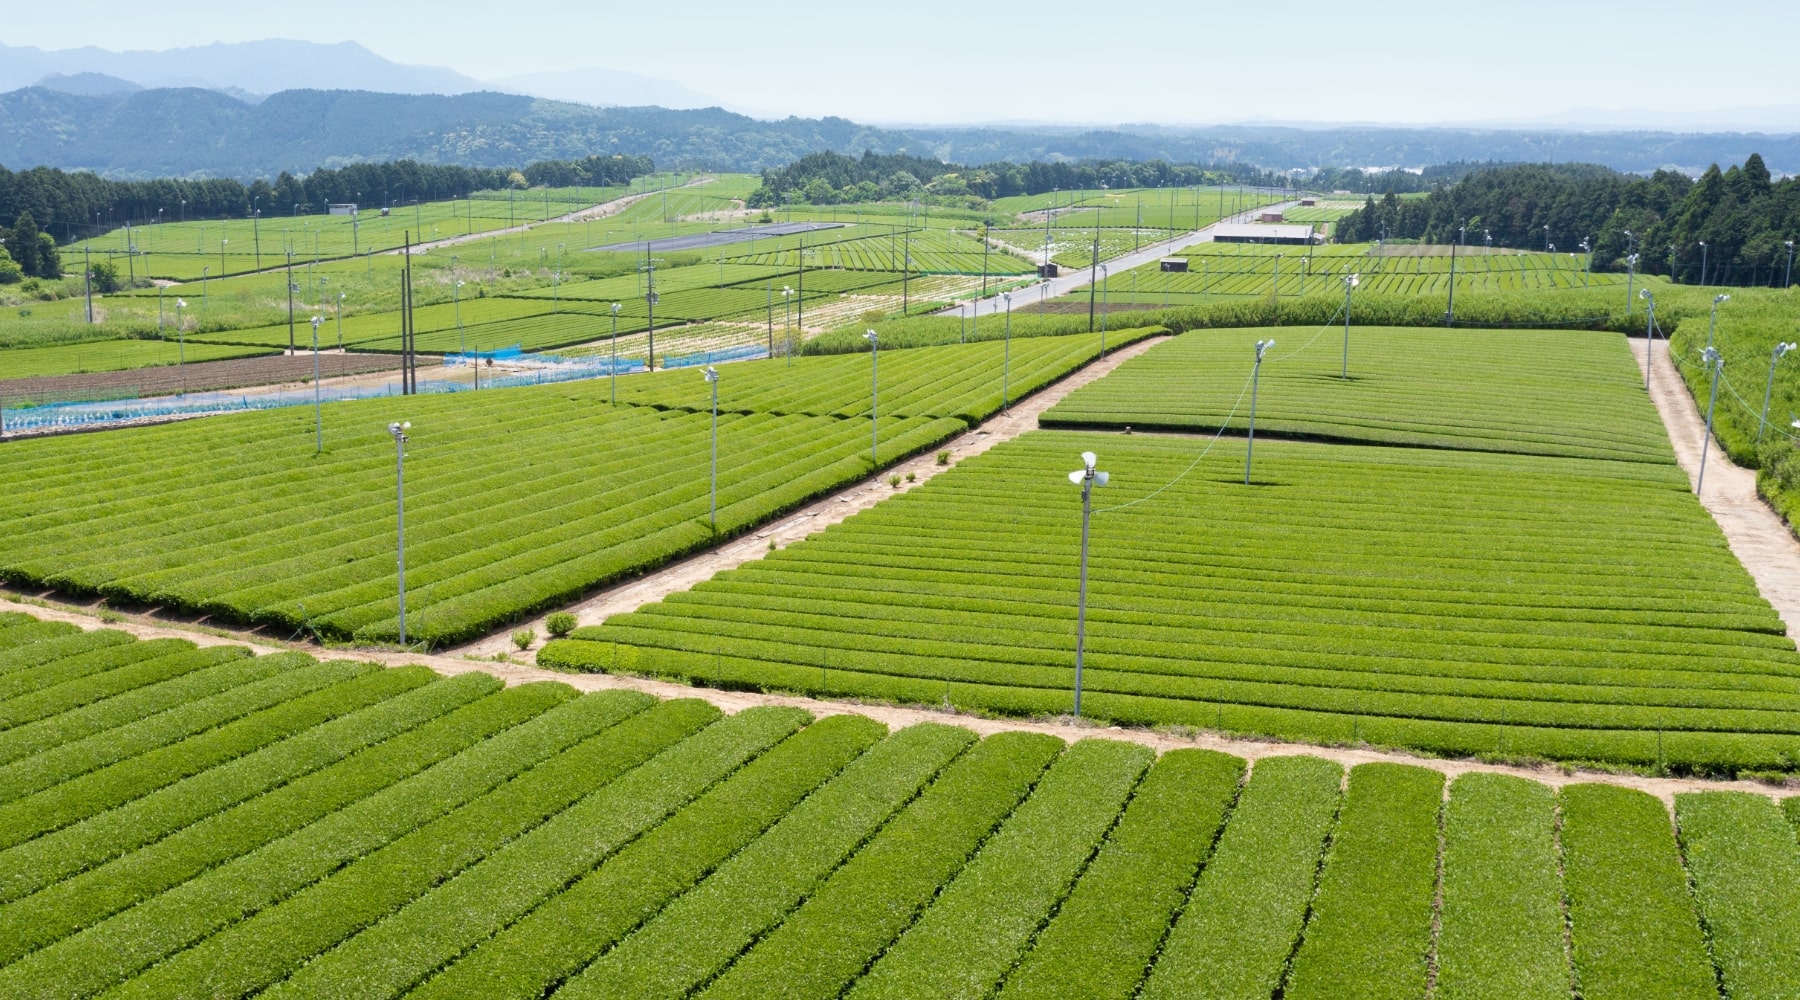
[1159,257,1189,272]
[1212,223,1319,246]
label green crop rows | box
[3,613,1795,998]
[1042,327,1674,462]
[0,333,1129,646]
[555,428,1800,770]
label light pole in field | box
[310,316,323,455]
[704,366,720,530]
[1003,292,1013,412]
[865,330,880,467]
[1580,239,1592,287]
[1066,450,1108,718]
[1785,241,1794,289]
[219,239,228,277]
[1625,252,1639,317]
[388,421,412,648]
[454,280,466,353]
[335,291,346,350]
[1706,293,1731,349]
[609,302,622,404]
[1642,289,1658,390]
[1098,264,1109,355]
[1698,347,1724,494]
[175,299,187,394]
[1760,342,1797,444]
[782,286,794,365]
[1342,273,1359,379]
[1246,339,1275,485]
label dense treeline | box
[1336,157,1800,286]
[1309,162,1507,195]
[0,153,653,245]
[747,151,1287,207]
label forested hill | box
[1337,157,1800,286]
[5,84,1800,180]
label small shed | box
[1260,211,1285,223]
[1036,263,1060,278]
[1300,198,1317,207]
[327,203,359,216]
[1159,257,1189,273]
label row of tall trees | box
[748,151,1288,207]
[0,154,654,245]
[0,211,62,280]
[1336,156,1800,286]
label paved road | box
[936,201,1300,320]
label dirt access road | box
[1637,337,1800,642]
[400,177,718,256]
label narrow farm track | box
[451,334,1172,658]
[1637,337,1800,643]
[0,596,1786,803]
[401,176,718,256]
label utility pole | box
[1087,231,1101,332]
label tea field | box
[550,430,1800,770]
[1041,326,1675,462]
[0,615,1794,999]
[0,333,1137,646]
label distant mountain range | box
[3,39,1800,180]
[0,38,723,109]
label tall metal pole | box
[1003,293,1013,412]
[1247,339,1274,485]
[1759,343,1795,444]
[1706,294,1730,349]
[1342,273,1358,379]
[286,252,296,355]
[1625,252,1638,317]
[310,317,323,454]
[1068,452,1106,718]
[1698,348,1723,494]
[1445,225,1462,326]
[610,303,621,404]
[175,299,186,395]
[704,366,720,530]
[1099,264,1109,356]
[1786,241,1794,289]
[865,330,879,466]
[1643,291,1657,391]
[1086,231,1100,332]
[389,422,410,648]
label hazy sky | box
[3,0,1787,125]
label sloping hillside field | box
[0,617,1795,999]
[548,327,1800,771]
[0,332,1144,647]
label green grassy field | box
[0,339,276,381]
[0,334,1128,646]
[1040,327,1674,462]
[0,612,1792,999]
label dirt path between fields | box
[400,177,718,256]
[450,334,1171,657]
[1636,338,1800,644]
[1,591,1786,803]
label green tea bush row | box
[0,678,555,963]
[1561,784,1716,1000]
[695,731,1062,1000]
[1140,754,1342,1000]
[0,689,662,997]
[109,704,801,1000]
[557,723,977,1000]
[1283,763,1443,1000]
[997,748,1244,1000]
[386,712,867,1000]
[1673,791,1800,1000]
[846,738,1152,1000]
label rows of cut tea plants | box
[1094,248,1618,303]
[612,329,1159,422]
[1042,327,1674,463]
[2,612,1793,998]
[0,335,1122,646]
[0,340,276,380]
[548,428,1800,771]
